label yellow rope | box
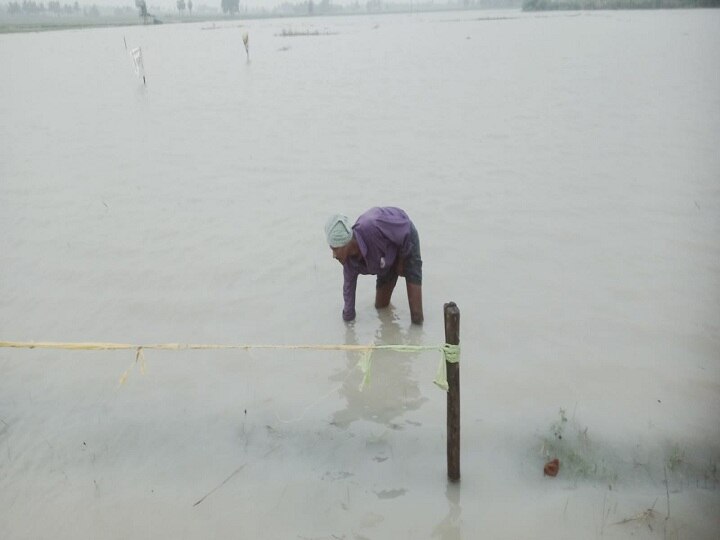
[0,341,383,352]
[0,340,461,391]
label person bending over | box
[325,207,423,324]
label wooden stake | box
[444,301,460,482]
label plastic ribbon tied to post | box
[435,343,460,392]
[356,343,460,392]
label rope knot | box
[434,343,460,392]
[442,343,460,364]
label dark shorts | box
[376,223,422,288]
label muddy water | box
[1,8,719,539]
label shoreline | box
[0,7,495,35]
[2,4,718,35]
[523,0,720,10]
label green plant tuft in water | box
[540,408,618,483]
[667,445,685,472]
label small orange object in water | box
[544,458,560,477]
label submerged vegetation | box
[539,408,720,492]
[540,408,619,482]
[277,27,337,36]
[278,27,322,36]
[523,0,720,10]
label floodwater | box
[1,8,719,539]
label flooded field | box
[1,8,719,539]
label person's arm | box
[342,264,358,321]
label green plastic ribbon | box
[433,344,460,391]
[356,343,460,392]
[357,345,374,391]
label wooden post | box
[444,301,460,482]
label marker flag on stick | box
[242,31,249,61]
[131,46,146,84]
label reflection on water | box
[432,483,462,540]
[330,308,428,429]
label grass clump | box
[277,28,326,37]
[540,408,618,483]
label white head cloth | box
[325,214,353,247]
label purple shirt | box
[342,207,414,321]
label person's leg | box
[403,223,424,324]
[375,273,398,308]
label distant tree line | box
[221,0,239,13]
[5,0,100,15]
[270,0,520,15]
[523,0,719,9]
[134,0,147,19]
[176,0,193,14]
[47,0,79,13]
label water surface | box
[1,8,719,539]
